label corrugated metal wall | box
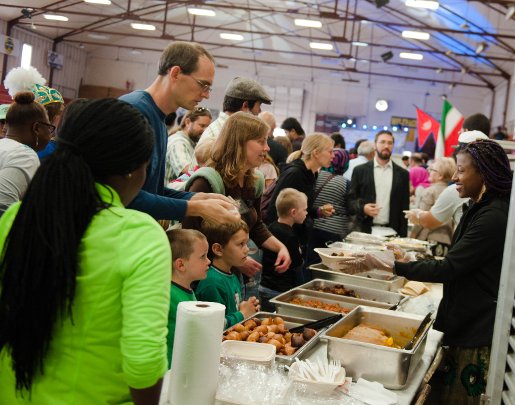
[1,24,86,99]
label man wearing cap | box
[405,130,489,230]
[196,76,272,147]
[120,41,239,225]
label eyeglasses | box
[188,75,212,93]
[37,121,56,134]
[194,107,210,113]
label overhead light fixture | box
[375,99,389,112]
[506,5,515,20]
[79,43,85,49]
[88,33,109,39]
[460,22,470,29]
[131,23,156,31]
[310,42,334,50]
[435,67,443,73]
[475,41,488,54]
[220,33,244,40]
[448,83,456,89]
[188,8,216,17]
[367,0,390,8]
[294,19,322,28]
[43,14,69,21]
[400,52,423,60]
[130,49,142,55]
[405,0,439,10]
[402,30,430,40]
[84,0,111,4]
[352,41,368,47]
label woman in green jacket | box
[0,99,171,404]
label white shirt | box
[373,157,393,225]
[196,111,229,148]
[344,155,368,181]
[0,138,40,214]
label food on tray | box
[343,324,400,348]
[346,232,387,244]
[401,281,429,296]
[223,316,317,356]
[288,297,351,314]
[310,284,359,298]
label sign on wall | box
[0,35,21,57]
[47,51,64,70]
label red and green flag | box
[415,107,440,147]
[435,99,464,157]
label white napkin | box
[347,378,398,405]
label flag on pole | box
[435,99,464,158]
[415,107,440,147]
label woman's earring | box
[126,173,132,178]
[35,135,39,148]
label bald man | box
[258,111,288,168]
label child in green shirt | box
[196,220,260,328]
[166,229,210,367]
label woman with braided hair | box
[383,139,512,403]
[0,98,171,404]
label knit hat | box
[330,148,350,175]
[225,77,272,104]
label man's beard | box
[189,132,202,143]
[376,149,391,160]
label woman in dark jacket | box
[265,133,335,282]
[391,140,512,404]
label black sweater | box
[395,192,509,347]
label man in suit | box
[348,130,410,236]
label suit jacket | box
[348,159,409,236]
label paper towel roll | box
[168,301,225,405]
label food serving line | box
[160,233,444,405]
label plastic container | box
[288,361,347,395]
[220,340,276,367]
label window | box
[20,43,32,68]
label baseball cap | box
[225,77,272,104]
[0,104,10,120]
[457,130,489,145]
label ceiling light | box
[188,8,216,17]
[381,51,394,62]
[294,19,322,28]
[402,30,430,40]
[88,33,109,39]
[506,5,515,20]
[475,42,488,54]
[131,23,156,31]
[220,33,244,40]
[405,0,439,10]
[375,99,389,112]
[435,67,443,73]
[84,0,111,4]
[310,42,333,50]
[400,52,423,60]
[130,49,142,55]
[43,14,69,21]
[352,41,368,47]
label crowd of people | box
[0,40,513,405]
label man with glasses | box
[165,107,212,183]
[348,130,410,236]
[120,41,239,225]
[197,76,272,148]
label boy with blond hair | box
[166,229,210,366]
[196,220,260,327]
[259,188,307,311]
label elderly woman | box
[375,140,512,403]
[0,92,54,215]
[411,157,456,255]
[183,111,291,278]
[0,99,171,404]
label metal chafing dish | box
[321,306,433,389]
[298,279,406,308]
[270,289,359,320]
[224,312,322,366]
[309,263,406,292]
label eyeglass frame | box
[189,75,213,93]
[36,121,56,134]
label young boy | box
[166,229,210,366]
[196,220,260,328]
[259,188,307,311]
